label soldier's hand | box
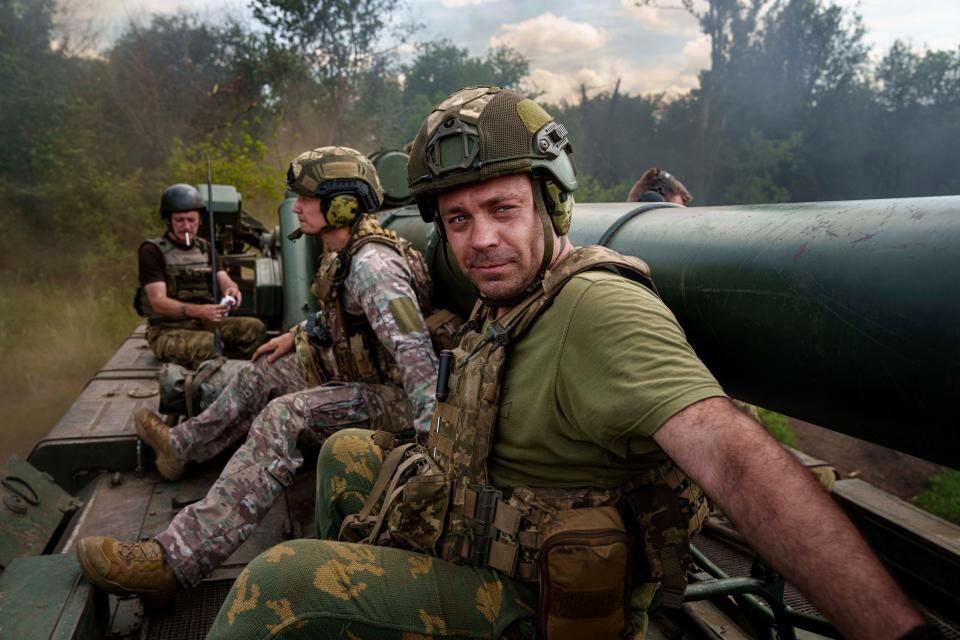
[192,303,230,324]
[252,331,295,363]
[223,285,242,306]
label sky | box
[61,0,960,104]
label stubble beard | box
[466,248,529,300]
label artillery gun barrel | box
[381,196,960,469]
[278,195,321,329]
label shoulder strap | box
[497,245,658,343]
[349,215,404,256]
[541,245,656,300]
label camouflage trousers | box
[205,428,538,639]
[146,316,266,369]
[156,357,414,587]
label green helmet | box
[286,146,385,228]
[407,85,577,236]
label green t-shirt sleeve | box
[555,273,726,457]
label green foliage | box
[756,408,796,447]
[103,14,289,170]
[914,470,960,525]
[574,174,635,203]
[550,89,662,186]
[166,130,284,221]
[724,131,802,204]
[402,40,528,102]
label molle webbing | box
[137,236,214,322]
[429,247,656,555]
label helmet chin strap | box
[477,184,555,308]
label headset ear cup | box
[325,194,360,228]
[540,179,573,236]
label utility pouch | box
[343,444,451,555]
[386,452,450,553]
[425,308,464,351]
[538,506,632,640]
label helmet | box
[160,183,207,219]
[407,85,577,236]
[286,146,384,228]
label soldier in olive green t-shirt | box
[493,270,725,489]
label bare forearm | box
[657,398,923,639]
[149,294,194,319]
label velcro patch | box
[517,99,552,134]
[389,296,425,333]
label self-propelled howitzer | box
[380,195,960,470]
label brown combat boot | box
[76,537,178,606]
[134,408,185,481]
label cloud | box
[524,34,709,105]
[619,0,703,36]
[680,34,710,75]
[441,0,493,5]
[489,12,608,59]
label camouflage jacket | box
[294,216,438,433]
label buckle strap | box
[339,442,417,540]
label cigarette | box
[185,232,190,246]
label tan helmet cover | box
[287,146,385,214]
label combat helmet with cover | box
[160,183,207,220]
[407,86,578,297]
[286,146,384,231]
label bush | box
[914,470,960,524]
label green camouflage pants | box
[146,316,266,369]
[156,361,414,587]
[206,429,538,639]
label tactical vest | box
[294,215,435,388]
[347,246,709,618]
[136,236,214,324]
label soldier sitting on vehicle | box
[76,147,441,604]
[136,183,266,368]
[205,87,937,640]
[628,166,693,205]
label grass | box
[756,407,796,447]
[914,470,960,525]
[0,279,139,461]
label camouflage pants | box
[156,357,414,587]
[147,316,266,369]
[205,428,538,639]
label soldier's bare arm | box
[654,396,924,640]
[143,281,228,323]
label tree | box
[402,40,528,102]
[250,0,417,144]
[0,0,89,183]
[101,14,292,169]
